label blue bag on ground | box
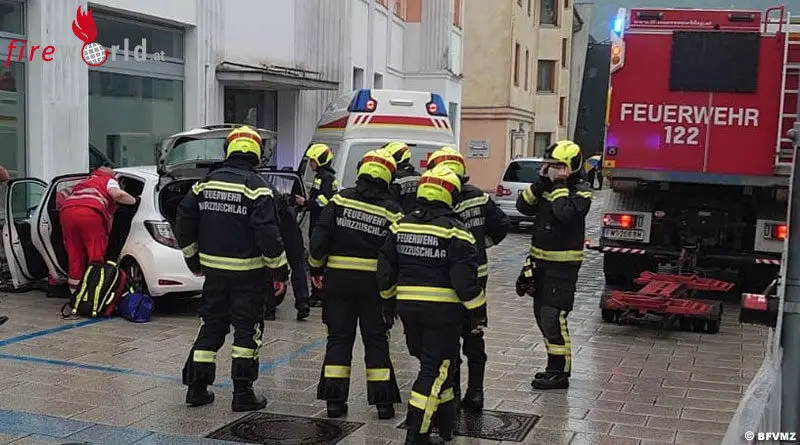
[118,291,154,323]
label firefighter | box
[296,143,338,307]
[309,148,403,419]
[176,125,290,411]
[265,192,310,321]
[515,140,592,390]
[426,147,510,412]
[59,165,138,293]
[382,141,421,213]
[378,164,487,445]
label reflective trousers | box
[317,270,401,405]
[456,277,488,391]
[399,303,461,436]
[532,267,576,375]
[60,206,108,292]
[182,269,268,388]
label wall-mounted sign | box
[467,140,489,158]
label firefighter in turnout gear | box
[176,126,290,411]
[309,149,403,419]
[426,147,510,413]
[383,141,421,213]
[378,164,487,445]
[515,140,592,390]
[298,143,338,307]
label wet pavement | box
[0,189,767,445]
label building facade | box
[460,0,580,190]
[1,0,463,181]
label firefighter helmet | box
[417,164,462,208]
[426,146,466,178]
[382,141,412,164]
[224,126,263,162]
[544,140,583,174]
[304,143,333,167]
[357,149,397,185]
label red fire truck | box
[596,5,795,293]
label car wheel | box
[122,257,150,295]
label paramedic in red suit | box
[59,165,137,293]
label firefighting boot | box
[460,363,485,413]
[296,304,310,321]
[534,369,571,380]
[531,372,569,390]
[377,403,395,419]
[185,386,214,407]
[404,429,445,445]
[231,382,267,412]
[436,401,457,441]
[327,401,348,418]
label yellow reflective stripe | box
[576,190,593,199]
[182,242,198,258]
[253,323,263,360]
[263,251,288,269]
[192,180,272,200]
[313,178,322,187]
[324,365,351,378]
[193,350,216,363]
[530,246,583,262]
[366,368,391,382]
[332,179,339,190]
[421,359,450,434]
[522,187,536,205]
[380,285,397,299]
[331,194,403,223]
[232,345,256,359]
[327,255,378,272]
[308,255,326,268]
[544,339,568,355]
[316,194,329,207]
[199,253,267,271]
[463,290,486,310]
[560,311,572,373]
[397,286,459,304]
[477,263,488,277]
[392,222,475,244]
[547,188,570,201]
[409,391,429,410]
[524,269,533,278]
[92,268,105,317]
[439,388,454,403]
[454,194,489,213]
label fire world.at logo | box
[72,7,108,66]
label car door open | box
[32,174,89,282]
[2,178,48,288]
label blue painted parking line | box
[0,317,109,348]
[259,337,325,373]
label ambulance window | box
[342,143,375,188]
[669,31,759,93]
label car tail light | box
[495,185,512,197]
[145,221,179,249]
[603,213,638,229]
[158,279,183,286]
[764,223,788,240]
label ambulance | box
[301,89,456,189]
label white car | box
[493,157,544,227]
[2,124,304,297]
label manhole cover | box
[397,409,540,442]
[207,412,364,445]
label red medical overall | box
[58,170,117,292]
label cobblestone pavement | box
[0,189,767,445]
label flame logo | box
[72,7,98,44]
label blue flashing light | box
[612,17,624,34]
[348,89,377,112]
[426,93,448,117]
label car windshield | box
[503,160,541,183]
[166,138,225,165]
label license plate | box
[603,228,644,241]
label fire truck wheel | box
[601,309,620,323]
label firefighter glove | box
[468,304,488,335]
[382,298,397,329]
[516,255,536,297]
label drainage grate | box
[397,410,540,442]
[207,412,364,445]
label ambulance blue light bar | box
[426,93,448,117]
[612,8,627,36]
[348,89,378,113]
